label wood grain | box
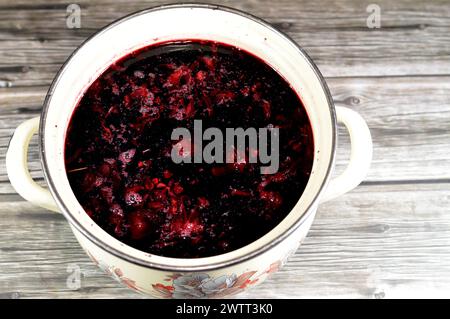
[0,0,449,299]
[0,0,449,84]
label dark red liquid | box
[65,40,314,258]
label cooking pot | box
[6,4,372,298]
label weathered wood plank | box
[0,183,448,298]
[0,0,449,85]
[330,76,450,182]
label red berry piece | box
[171,218,204,238]
[230,188,252,197]
[172,182,184,195]
[197,197,210,209]
[119,149,136,164]
[185,99,195,118]
[215,91,235,105]
[124,188,143,207]
[101,125,113,143]
[123,95,131,108]
[98,162,111,176]
[128,212,150,240]
[134,70,145,79]
[163,170,173,179]
[81,173,96,193]
[241,86,250,96]
[218,240,230,251]
[202,56,215,70]
[111,83,120,95]
[211,166,227,176]
[260,191,283,209]
[156,182,167,189]
[144,177,155,190]
[100,186,114,204]
[261,99,271,119]
[148,201,164,211]
[109,203,124,225]
[196,70,207,81]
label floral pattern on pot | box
[85,250,147,293]
[85,248,285,298]
[152,261,281,299]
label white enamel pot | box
[6,4,372,298]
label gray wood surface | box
[0,0,449,299]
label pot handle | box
[320,106,372,202]
[6,117,59,212]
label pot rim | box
[39,3,337,272]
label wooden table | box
[1,0,449,299]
